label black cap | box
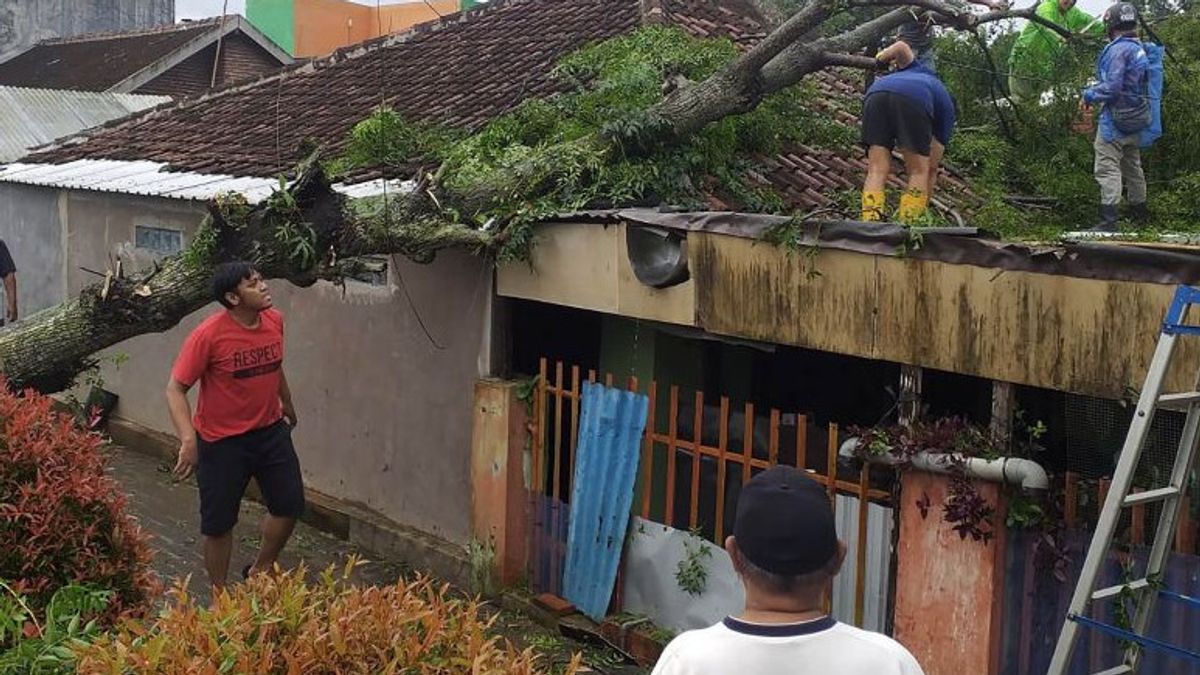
[732,466,838,576]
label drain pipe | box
[838,438,1050,492]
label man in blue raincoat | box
[1081,2,1160,232]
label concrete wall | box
[0,0,173,62]
[248,0,457,58]
[42,188,489,546]
[0,183,65,316]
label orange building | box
[248,0,461,58]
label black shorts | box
[196,420,305,536]
[861,91,934,156]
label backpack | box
[1104,41,1151,135]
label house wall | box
[44,188,489,546]
[0,183,65,316]
[245,0,294,56]
[0,0,173,62]
[134,33,285,97]
[498,223,1200,401]
[249,0,458,58]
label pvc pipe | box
[838,437,1050,492]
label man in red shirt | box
[166,262,304,591]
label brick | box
[533,593,576,616]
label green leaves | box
[0,581,113,674]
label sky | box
[175,0,1112,22]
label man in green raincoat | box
[1008,0,1104,100]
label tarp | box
[562,382,649,620]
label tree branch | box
[848,0,1076,40]
[737,0,838,73]
[821,52,881,69]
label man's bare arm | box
[166,379,198,478]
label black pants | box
[196,420,305,536]
[860,91,934,156]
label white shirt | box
[650,616,926,675]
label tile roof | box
[20,0,975,214]
[0,20,220,92]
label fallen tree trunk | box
[0,0,1044,394]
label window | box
[134,226,183,255]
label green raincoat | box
[1008,0,1104,86]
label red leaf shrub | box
[0,383,158,617]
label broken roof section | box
[0,16,292,97]
[0,87,171,162]
[11,0,973,214]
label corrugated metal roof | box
[0,159,413,203]
[563,381,649,620]
[0,87,170,162]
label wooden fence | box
[530,358,894,626]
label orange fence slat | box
[768,409,780,467]
[742,403,755,485]
[552,361,564,501]
[796,414,807,469]
[689,391,704,530]
[665,386,680,528]
[854,464,871,626]
[715,396,730,542]
[641,380,657,520]
[569,365,580,486]
[535,358,547,492]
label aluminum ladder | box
[1047,285,1200,675]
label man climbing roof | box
[859,62,956,224]
[1008,0,1104,101]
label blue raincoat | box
[1083,37,1163,146]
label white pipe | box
[838,437,1050,492]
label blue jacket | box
[1083,36,1150,142]
[866,63,956,145]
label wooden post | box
[990,381,1015,452]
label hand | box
[283,407,298,430]
[173,437,197,480]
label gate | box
[529,358,896,629]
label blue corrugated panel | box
[562,382,649,620]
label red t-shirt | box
[171,308,285,442]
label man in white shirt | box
[651,466,925,675]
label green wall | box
[246,0,295,56]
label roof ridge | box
[38,18,220,46]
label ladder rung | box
[1090,666,1133,675]
[1157,392,1200,410]
[1124,486,1181,506]
[1093,578,1150,601]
